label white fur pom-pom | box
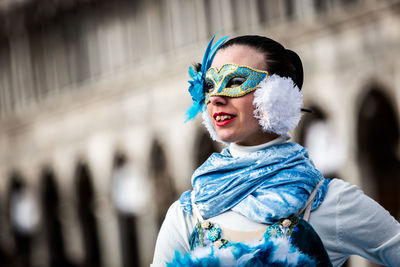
[253,75,303,135]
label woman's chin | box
[216,132,237,144]
[216,130,254,145]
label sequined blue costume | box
[169,143,332,266]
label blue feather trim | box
[167,236,316,267]
[185,33,229,121]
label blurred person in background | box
[152,35,400,266]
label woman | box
[152,35,400,266]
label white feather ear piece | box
[253,74,303,135]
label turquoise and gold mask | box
[205,64,269,103]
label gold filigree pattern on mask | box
[205,64,269,103]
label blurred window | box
[299,107,344,178]
[112,154,146,267]
[203,0,224,37]
[149,140,177,228]
[256,0,269,24]
[76,163,101,267]
[230,0,253,30]
[40,168,71,266]
[357,89,400,220]
[0,39,13,115]
[8,173,37,267]
[314,0,329,13]
[195,130,220,168]
[285,0,295,20]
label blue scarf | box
[179,142,329,224]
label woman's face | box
[206,45,278,146]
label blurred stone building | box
[0,0,399,266]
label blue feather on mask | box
[185,33,229,121]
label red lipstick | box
[213,112,236,126]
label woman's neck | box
[229,136,289,157]
[235,133,280,146]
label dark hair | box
[218,35,304,89]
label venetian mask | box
[204,64,269,103]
